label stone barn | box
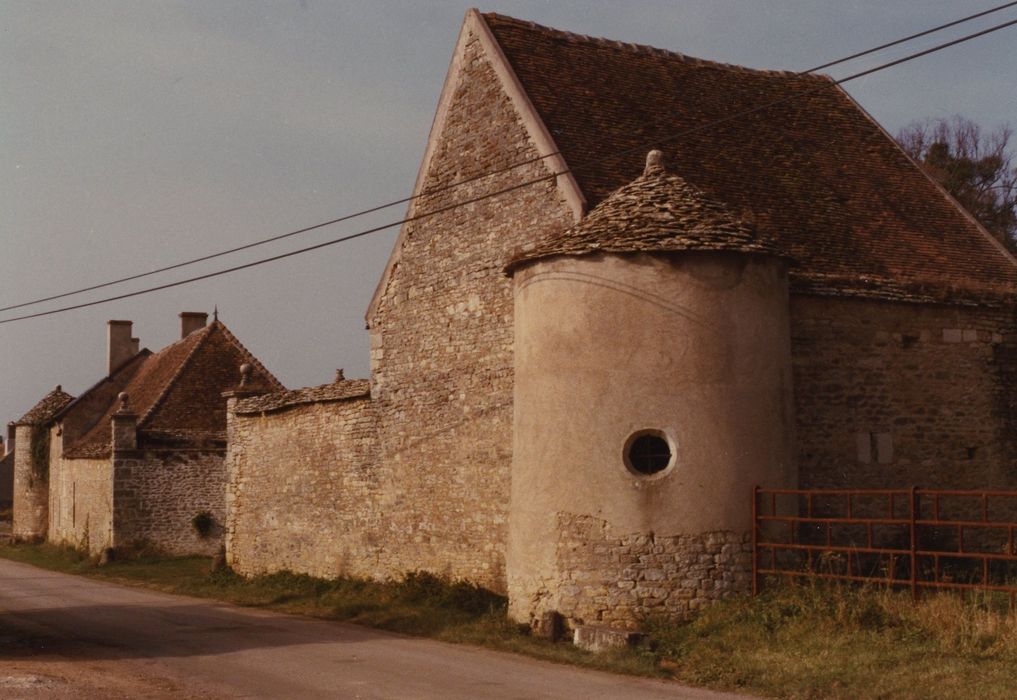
[224,10,1017,631]
[11,312,281,555]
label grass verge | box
[2,542,1017,699]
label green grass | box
[643,582,1017,699]
[3,542,1017,698]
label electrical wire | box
[3,2,1015,315]
[2,12,1016,325]
[805,0,1017,73]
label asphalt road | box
[0,558,750,699]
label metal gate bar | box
[753,486,1017,607]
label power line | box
[3,2,1015,315]
[2,12,1016,326]
[0,151,555,314]
[806,0,1017,73]
[0,173,557,324]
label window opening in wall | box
[856,432,893,464]
[967,446,978,460]
[624,431,673,476]
[902,334,919,349]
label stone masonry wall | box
[48,449,112,554]
[792,296,1017,490]
[555,514,752,629]
[112,450,225,556]
[366,22,575,590]
[0,454,12,510]
[226,398,378,578]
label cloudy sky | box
[2,1,1016,427]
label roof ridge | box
[212,320,286,392]
[137,325,213,428]
[481,11,805,79]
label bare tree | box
[898,116,1017,251]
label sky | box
[2,1,1016,429]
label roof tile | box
[65,321,282,458]
[508,150,785,271]
[483,13,1017,302]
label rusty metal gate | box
[752,486,1017,606]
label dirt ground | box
[0,628,230,700]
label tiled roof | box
[483,13,1017,303]
[15,386,75,427]
[65,321,283,458]
[508,150,784,272]
[234,379,370,415]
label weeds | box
[643,581,1017,699]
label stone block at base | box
[572,625,641,653]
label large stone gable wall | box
[365,26,575,588]
[791,296,1017,489]
[112,450,226,556]
[226,399,377,578]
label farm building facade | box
[221,10,1017,631]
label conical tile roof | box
[15,386,74,427]
[507,150,786,273]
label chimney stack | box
[130,337,140,355]
[180,311,208,338]
[107,320,134,375]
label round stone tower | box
[505,151,796,628]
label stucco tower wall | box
[12,424,48,540]
[508,251,796,624]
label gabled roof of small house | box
[481,12,1017,304]
[65,321,283,458]
[507,150,785,272]
[14,386,74,427]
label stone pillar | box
[222,363,269,568]
[110,393,137,452]
[108,392,139,553]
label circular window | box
[624,430,674,476]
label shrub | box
[191,512,216,538]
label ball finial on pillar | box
[239,363,252,387]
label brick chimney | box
[107,320,134,375]
[180,311,208,338]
